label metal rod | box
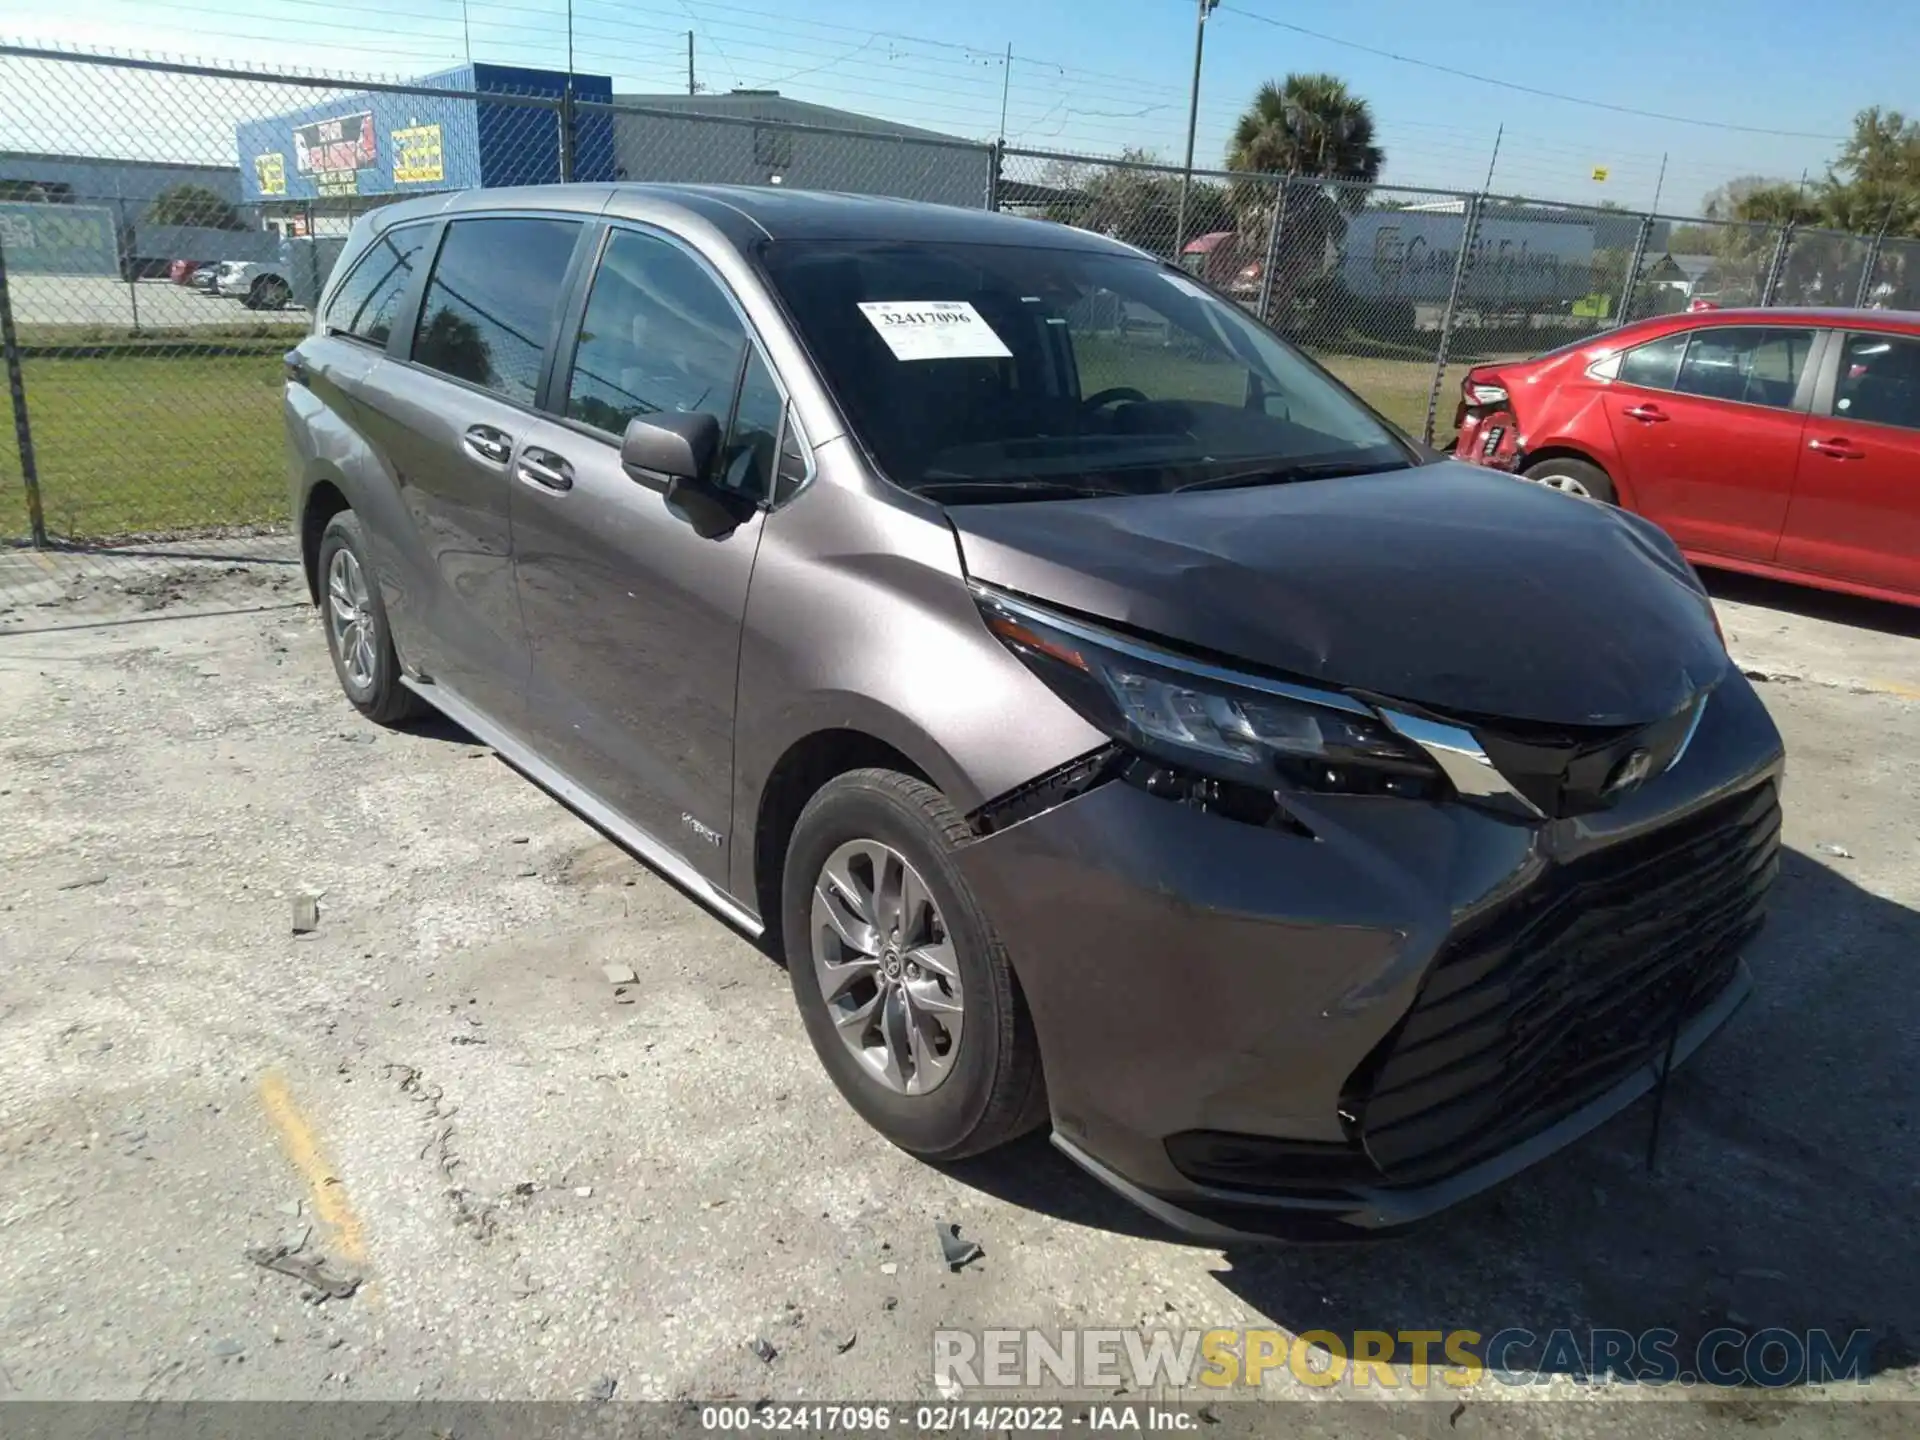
[1855,209,1892,308]
[1617,213,1654,328]
[461,0,472,64]
[1650,152,1668,214]
[997,44,1013,142]
[1761,221,1795,306]
[1172,0,1216,263]
[688,30,695,95]
[1423,193,1484,447]
[0,233,47,549]
[1254,173,1292,326]
[1481,123,1502,193]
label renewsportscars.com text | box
[933,1327,1875,1390]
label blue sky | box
[6,0,1912,208]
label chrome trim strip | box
[400,676,765,938]
[970,583,1375,716]
[1375,708,1546,819]
[1666,691,1710,774]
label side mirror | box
[620,411,720,484]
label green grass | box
[0,335,1459,546]
[1,353,287,542]
[1074,331,1449,442]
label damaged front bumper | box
[953,673,1784,1242]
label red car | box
[1455,308,1920,608]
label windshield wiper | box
[1170,458,1410,494]
[913,478,1137,503]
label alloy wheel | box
[326,546,377,690]
[810,838,965,1095]
[1531,471,1593,499]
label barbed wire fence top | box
[0,44,1911,621]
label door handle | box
[283,351,310,386]
[463,425,514,465]
[1622,404,1669,422]
[516,447,574,493]
[1807,437,1864,460]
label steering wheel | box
[1082,386,1149,412]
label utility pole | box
[1173,0,1218,263]
[688,31,696,95]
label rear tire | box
[316,510,425,726]
[249,275,291,310]
[783,768,1046,1161]
[1522,456,1616,504]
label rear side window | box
[324,225,428,346]
[1674,326,1812,409]
[564,227,747,436]
[412,217,582,406]
[1618,333,1688,391]
[1834,332,1920,431]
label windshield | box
[757,239,1411,501]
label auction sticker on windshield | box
[857,301,1013,361]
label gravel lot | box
[1,549,1917,1426]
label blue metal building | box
[234,64,614,206]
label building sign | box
[1344,212,1596,304]
[254,153,287,196]
[0,202,121,275]
[391,124,444,184]
[293,111,376,195]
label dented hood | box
[948,462,1729,727]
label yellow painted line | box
[258,1069,369,1267]
[1870,679,1920,701]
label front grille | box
[1350,781,1780,1186]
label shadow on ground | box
[946,847,1920,1384]
[1704,567,1920,640]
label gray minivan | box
[287,184,1783,1239]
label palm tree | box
[1225,75,1384,329]
[1228,74,1383,183]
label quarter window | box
[565,228,748,439]
[718,349,784,499]
[1833,333,1920,431]
[1673,327,1812,409]
[324,225,429,346]
[1618,333,1688,391]
[412,217,582,406]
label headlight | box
[975,587,1443,803]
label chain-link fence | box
[2,44,1915,621]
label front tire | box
[249,275,291,310]
[783,768,1046,1161]
[316,510,424,725]
[1522,456,1616,504]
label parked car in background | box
[190,263,224,293]
[287,186,1784,1240]
[1455,307,1920,608]
[168,259,202,285]
[215,259,293,309]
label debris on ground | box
[934,1373,963,1400]
[835,1332,857,1354]
[291,893,321,934]
[750,1337,778,1364]
[936,1221,983,1271]
[508,835,531,845]
[209,1337,244,1358]
[880,1262,897,1276]
[588,1375,617,1402]
[55,874,109,892]
[573,1185,593,1198]
[1818,842,1854,859]
[244,1242,361,1302]
[601,962,638,986]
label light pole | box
[1173,0,1219,263]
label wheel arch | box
[746,725,935,955]
[298,478,353,604]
